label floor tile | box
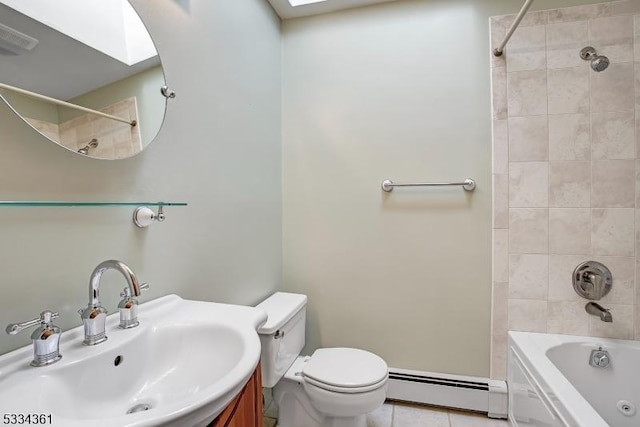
[392,403,449,427]
[367,403,393,427]
[263,416,277,427]
[449,409,510,427]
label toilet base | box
[274,378,367,427]
[273,357,384,427]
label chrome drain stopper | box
[127,403,152,414]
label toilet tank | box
[256,292,307,388]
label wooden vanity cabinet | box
[209,364,264,427]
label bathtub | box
[508,331,640,427]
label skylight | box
[288,0,329,6]
[0,0,156,66]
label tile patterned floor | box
[264,401,510,426]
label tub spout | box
[585,302,612,322]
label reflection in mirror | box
[0,0,168,160]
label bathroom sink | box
[0,295,267,427]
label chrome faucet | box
[6,311,62,367]
[585,302,613,322]
[79,260,144,345]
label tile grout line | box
[545,16,551,332]
[390,402,395,427]
[588,15,594,338]
[633,14,636,341]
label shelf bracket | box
[133,205,166,228]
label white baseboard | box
[386,368,508,419]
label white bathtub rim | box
[509,331,615,427]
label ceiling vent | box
[0,22,38,54]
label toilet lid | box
[302,348,388,390]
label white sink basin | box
[0,295,267,427]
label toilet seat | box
[302,348,388,394]
[303,374,387,393]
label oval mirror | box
[0,0,170,160]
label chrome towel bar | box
[381,179,476,192]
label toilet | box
[256,292,388,427]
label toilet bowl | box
[256,292,388,427]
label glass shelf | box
[0,201,187,207]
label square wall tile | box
[549,208,591,254]
[634,16,640,61]
[493,174,509,229]
[591,111,635,160]
[548,4,611,23]
[510,208,549,254]
[508,70,548,117]
[506,25,546,72]
[588,15,633,63]
[493,120,508,175]
[548,301,589,335]
[613,0,640,15]
[636,261,640,339]
[509,162,549,208]
[509,254,549,299]
[508,116,549,161]
[636,162,640,207]
[520,11,549,27]
[494,229,509,283]
[491,333,508,380]
[591,63,634,113]
[635,65,640,154]
[492,68,508,120]
[636,208,640,257]
[549,161,591,207]
[549,114,590,161]
[592,160,635,208]
[547,21,589,69]
[492,282,508,336]
[508,299,548,332]
[549,254,589,301]
[548,67,589,114]
[592,208,635,256]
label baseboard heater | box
[386,368,508,419]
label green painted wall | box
[1,91,59,123]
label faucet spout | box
[89,260,141,308]
[81,260,141,346]
[585,302,613,322]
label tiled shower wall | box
[58,97,141,159]
[25,97,141,159]
[490,0,640,379]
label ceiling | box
[267,0,398,19]
[0,3,159,101]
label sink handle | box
[120,282,149,298]
[118,283,150,329]
[6,311,62,367]
[6,311,59,335]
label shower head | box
[579,46,609,72]
[77,138,98,155]
[590,55,609,72]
